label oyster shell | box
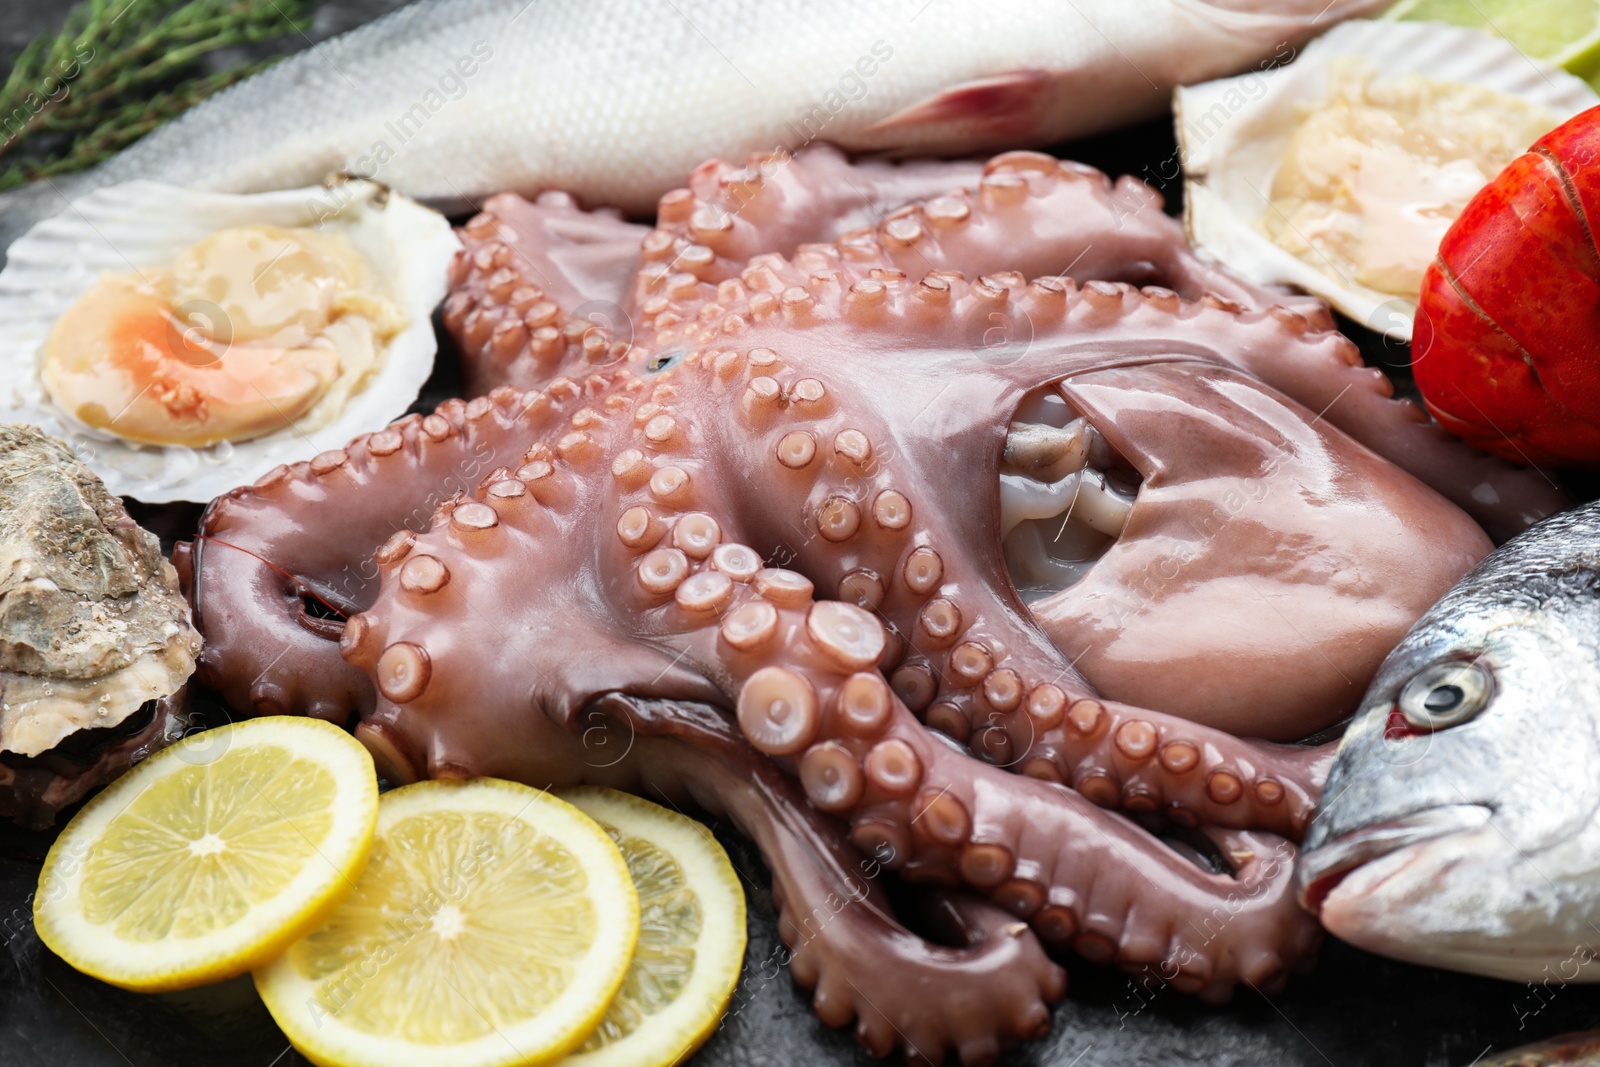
[0,423,200,826]
[1176,20,1598,340]
[0,177,460,501]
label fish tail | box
[0,171,99,266]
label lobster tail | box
[1415,104,1600,465]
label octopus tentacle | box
[828,150,1329,323]
[666,590,1321,995]
[638,150,1331,353]
[664,144,987,269]
[662,146,1318,325]
[946,694,1328,839]
[191,385,584,722]
[881,616,1330,836]
[1198,318,1569,541]
[445,191,649,394]
[781,889,1064,1065]
[609,695,1067,1065]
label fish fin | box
[863,70,1058,141]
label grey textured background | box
[2,3,1596,1065]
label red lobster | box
[1414,104,1600,465]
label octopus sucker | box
[184,146,1569,1063]
[0,424,199,826]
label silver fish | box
[0,0,1383,251]
[1299,500,1600,983]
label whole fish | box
[1299,500,1600,983]
[0,0,1382,251]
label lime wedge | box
[1385,0,1600,87]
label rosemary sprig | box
[0,65,271,191]
[0,0,314,187]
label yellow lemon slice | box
[558,787,747,1067]
[255,778,639,1067]
[34,716,379,992]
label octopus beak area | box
[1000,383,1141,602]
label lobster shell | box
[1414,104,1600,465]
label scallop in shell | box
[0,424,201,827]
[0,178,460,501]
[1176,19,1597,340]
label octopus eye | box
[1397,661,1491,731]
[646,350,683,373]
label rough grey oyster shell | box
[0,424,200,826]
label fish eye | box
[646,349,682,373]
[1397,661,1491,731]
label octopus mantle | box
[183,149,1555,1064]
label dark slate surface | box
[4,3,1600,1065]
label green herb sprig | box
[0,0,314,191]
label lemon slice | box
[1385,0,1600,86]
[558,787,747,1067]
[255,778,639,1067]
[34,716,379,992]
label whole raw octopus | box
[181,147,1560,1063]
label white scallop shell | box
[1175,19,1599,341]
[0,178,461,501]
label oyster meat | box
[0,424,199,827]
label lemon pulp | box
[34,716,379,992]
[560,788,747,1067]
[256,778,639,1067]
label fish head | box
[1299,587,1600,981]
